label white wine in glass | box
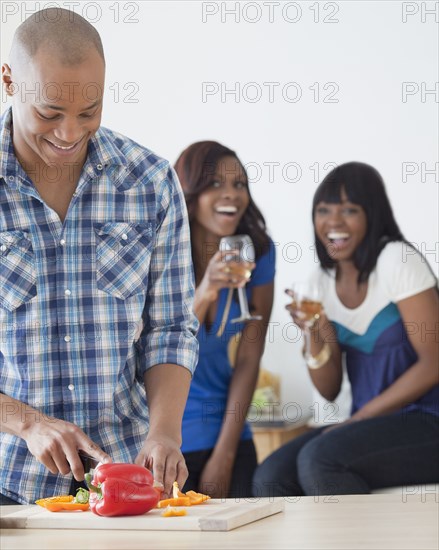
[219,234,262,323]
[289,281,323,358]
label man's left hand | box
[134,435,188,499]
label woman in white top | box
[253,161,439,496]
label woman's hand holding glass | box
[219,235,261,323]
[198,249,255,305]
[286,283,322,329]
[285,282,324,361]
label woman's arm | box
[352,287,439,419]
[199,281,274,496]
[305,315,343,402]
[286,291,343,402]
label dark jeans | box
[183,438,257,498]
[253,411,439,497]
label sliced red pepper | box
[86,463,159,517]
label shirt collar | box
[0,108,28,189]
[85,125,128,174]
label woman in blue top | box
[174,141,275,498]
[254,161,439,496]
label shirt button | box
[97,164,103,170]
[64,335,71,342]
[0,245,6,252]
[121,233,128,241]
[60,239,66,246]
[8,176,14,182]
[68,384,75,391]
[64,289,72,296]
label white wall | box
[1,1,438,419]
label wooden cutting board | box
[0,498,284,532]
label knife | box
[78,451,99,471]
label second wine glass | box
[219,234,262,323]
[289,281,323,359]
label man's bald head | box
[10,7,105,70]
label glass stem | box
[237,287,251,317]
[304,327,312,359]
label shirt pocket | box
[0,231,37,312]
[94,222,154,300]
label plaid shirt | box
[0,108,199,504]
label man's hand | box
[22,415,111,480]
[135,434,188,499]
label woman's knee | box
[253,458,302,497]
[252,457,281,497]
[253,448,306,497]
[296,433,340,491]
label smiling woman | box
[253,161,439,497]
[191,155,250,241]
[174,141,275,499]
[314,196,367,265]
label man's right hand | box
[0,394,111,481]
[22,415,111,480]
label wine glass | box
[219,234,262,323]
[289,281,323,359]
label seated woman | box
[253,161,439,496]
[174,141,275,498]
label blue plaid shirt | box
[0,108,199,504]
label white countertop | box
[1,493,438,550]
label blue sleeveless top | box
[182,240,276,452]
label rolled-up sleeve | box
[136,167,199,376]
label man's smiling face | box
[4,46,105,171]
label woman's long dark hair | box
[174,141,271,260]
[313,162,405,283]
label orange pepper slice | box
[167,482,211,506]
[157,497,191,508]
[44,501,90,512]
[161,506,187,517]
[185,490,211,505]
[172,481,186,498]
[35,495,74,507]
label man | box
[0,8,198,504]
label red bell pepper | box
[90,463,154,485]
[85,463,159,517]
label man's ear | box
[2,64,15,97]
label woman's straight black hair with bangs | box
[312,162,405,283]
